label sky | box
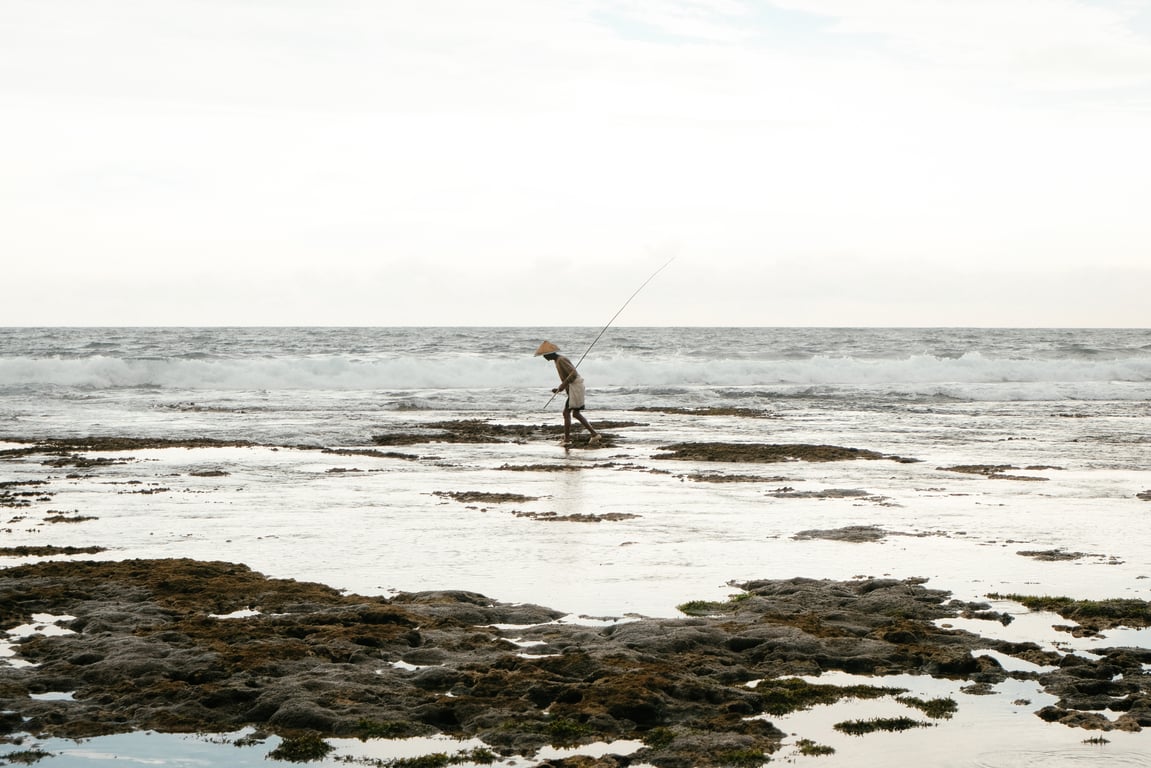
[2,0,1150,327]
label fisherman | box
[535,341,602,446]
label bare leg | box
[572,410,599,440]
[562,408,573,444]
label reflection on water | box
[971,749,1151,767]
[16,731,647,767]
[768,672,1151,767]
[3,327,1151,766]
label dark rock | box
[267,697,339,731]
[2,558,1150,765]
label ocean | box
[3,326,1151,766]
[3,326,1150,446]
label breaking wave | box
[2,351,1149,401]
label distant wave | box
[0,356,535,391]
[2,353,1149,399]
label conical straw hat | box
[534,341,559,356]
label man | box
[535,341,602,446]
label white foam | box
[209,608,260,619]
[4,348,1149,400]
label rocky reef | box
[4,560,1151,766]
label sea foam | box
[1,351,1149,401]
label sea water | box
[2,327,1150,766]
[2,326,1150,449]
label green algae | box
[714,747,770,767]
[897,695,958,719]
[355,719,434,739]
[379,750,496,768]
[642,726,676,749]
[546,716,594,745]
[682,472,789,483]
[794,738,835,756]
[756,678,908,717]
[988,593,1151,629]
[677,593,751,616]
[834,716,933,736]
[654,443,914,464]
[433,491,539,504]
[0,545,106,557]
[371,419,638,447]
[939,464,1049,481]
[0,748,54,764]
[267,732,334,762]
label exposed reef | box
[653,443,917,464]
[4,562,1151,767]
[371,420,642,449]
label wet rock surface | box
[4,561,1151,765]
[653,443,917,464]
[792,525,889,542]
[371,420,641,449]
[937,464,1053,481]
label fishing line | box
[544,256,675,409]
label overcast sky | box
[3,1,1150,327]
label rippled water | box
[2,327,1150,765]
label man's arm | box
[553,357,578,392]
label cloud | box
[767,0,1151,90]
[590,0,758,43]
[1,1,1148,326]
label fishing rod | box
[543,256,675,409]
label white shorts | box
[566,377,587,410]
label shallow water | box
[2,327,1150,765]
[768,672,1151,767]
